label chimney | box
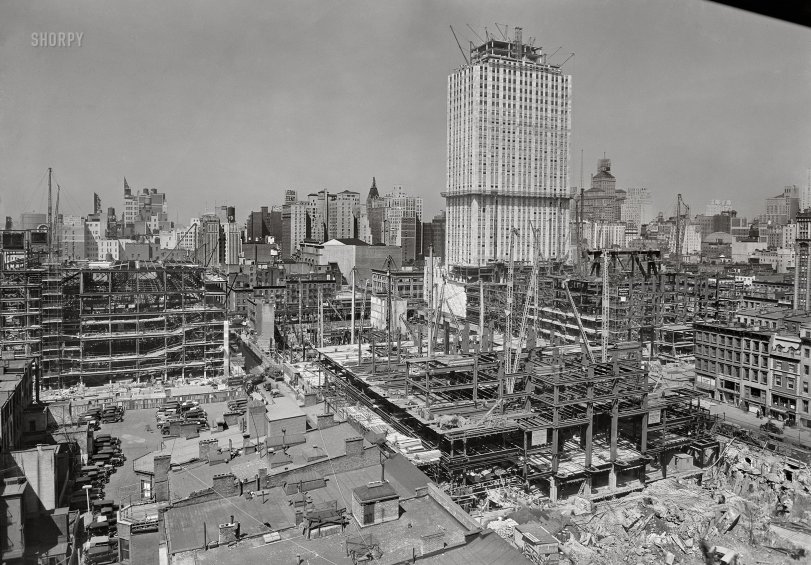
[317,413,335,430]
[154,454,171,502]
[243,433,256,455]
[421,532,446,555]
[303,391,317,407]
[199,438,216,462]
[212,473,240,498]
[345,436,364,459]
[257,467,268,490]
[169,420,182,437]
[218,520,239,545]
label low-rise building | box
[694,314,811,426]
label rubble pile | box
[486,517,519,540]
[556,441,811,564]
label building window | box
[775,376,782,387]
[141,479,152,500]
[120,538,130,561]
[805,400,810,413]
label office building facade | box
[445,28,572,266]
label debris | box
[671,533,686,553]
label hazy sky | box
[1,0,809,224]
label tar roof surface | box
[264,395,305,421]
[164,487,296,554]
[133,426,249,475]
[187,494,494,565]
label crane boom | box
[433,277,446,346]
[358,280,369,343]
[563,278,595,364]
[399,313,418,343]
[165,222,198,262]
[513,225,543,370]
[601,251,609,362]
[449,25,469,65]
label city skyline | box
[1,1,809,224]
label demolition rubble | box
[482,439,811,564]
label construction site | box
[4,206,811,562]
[296,238,811,563]
[1,230,227,389]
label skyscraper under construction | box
[444,27,572,265]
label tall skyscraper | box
[444,27,572,265]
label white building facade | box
[620,187,653,230]
[445,28,572,266]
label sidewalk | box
[704,400,811,448]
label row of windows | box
[694,331,769,352]
[696,345,768,367]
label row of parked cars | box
[84,499,120,565]
[157,400,209,435]
[69,434,124,512]
[78,405,125,430]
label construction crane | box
[601,251,610,362]
[164,222,198,263]
[317,284,324,349]
[445,298,463,334]
[358,280,369,344]
[399,313,419,343]
[449,25,469,65]
[504,228,519,374]
[432,275,447,349]
[674,193,690,270]
[513,225,543,371]
[562,278,595,364]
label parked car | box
[79,410,102,429]
[85,543,118,565]
[179,400,199,413]
[101,406,124,423]
[760,420,784,435]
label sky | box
[1,0,809,225]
